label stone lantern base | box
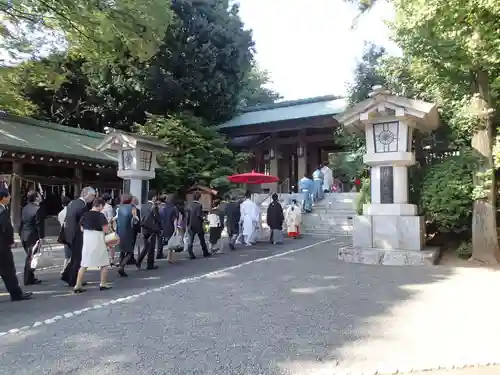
[338,215,441,266]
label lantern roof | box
[97,129,171,152]
[336,86,439,135]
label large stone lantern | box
[97,130,171,204]
[337,86,440,265]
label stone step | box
[301,229,353,236]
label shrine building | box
[0,113,122,230]
[218,95,348,192]
[0,94,349,232]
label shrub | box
[420,150,478,233]
[355,178,371,215]
[456,242,472,259]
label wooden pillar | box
[10,161,22,230]
[74,167,83,197]
[268,145,279,192]
[253,149,263,172]
[297,130,308,180]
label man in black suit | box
[185,191,211,259]
[0,187,32,301]
[61,186,96,287]
[137,190,161,270]
[19,190,45,285]
[128,196,141,265]
[225,197,241,251]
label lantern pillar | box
[337,86,441,266]
[97,131,171,205]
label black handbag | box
[57,226,66,244]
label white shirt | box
[102,203,114,222]
[207,212,220,228]
[58,207,67,227]
[321,165,334,190]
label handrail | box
[278,178,290,193]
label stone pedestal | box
[123,179,149,205]
[337,86,441,266]
[348,215,439,265]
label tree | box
[0,66,37,115]
[146,0,255,122]
[347,42,387,105]
[20,55,149,132]
[346,0,500,263]
[238,64,282,107]
[135,113,249,194]
[390,0,500,263]
[0,0,173,64]
[12,0,277,132]
[335,42,387,183]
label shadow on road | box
[0,237,458,375]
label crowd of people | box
[0,186,304,302]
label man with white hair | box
[61,187,96,287]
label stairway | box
[255,192,358,237]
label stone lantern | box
[337,86,440,265]
[97,130,171,204]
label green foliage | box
[336,42,384,179]
[456,242,472,260]
[0,67,37,115]
[7,0,278,130]
[147,0,257,121]
[347,42,387,105]
[420,150,479,233]
[0,0,173,64]
[355,178,371,215]
[238,64,282,107]
[135,113,250,194]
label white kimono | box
[321,165,333,192]
[240,198,259,243]
[285,205,302,234]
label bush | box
[420,150,478,233]
[456,242,472,259]
[355,178,371,215]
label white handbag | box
[30,240,54,269]
[166,230,184,252]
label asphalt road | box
[0,236,331,335]
[2,235,500,375]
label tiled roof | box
[218,95,348,129]
[0,113,117,163]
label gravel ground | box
[1,237,500,375]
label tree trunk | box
[471,70,500,264]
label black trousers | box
[156,233,164,258]
[21,241,36,285]
[61,237,83,287]
[209,227,222,245]
[138,233,157,269]
[0,249,23,299]
[186,229,209,257]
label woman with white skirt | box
[74,197,112,294]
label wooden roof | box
[0,113,117,164]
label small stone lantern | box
[98,130,171,204]
[337,86,440,265]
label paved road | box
[1,236,500,375]
[0,236,330,334]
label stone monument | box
[337,86,440,265]
[97,129,171,204]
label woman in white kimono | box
[239,192,259,246]
[285,199,302,239]
[321,162,334,193]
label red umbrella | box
[227,170,279,184]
